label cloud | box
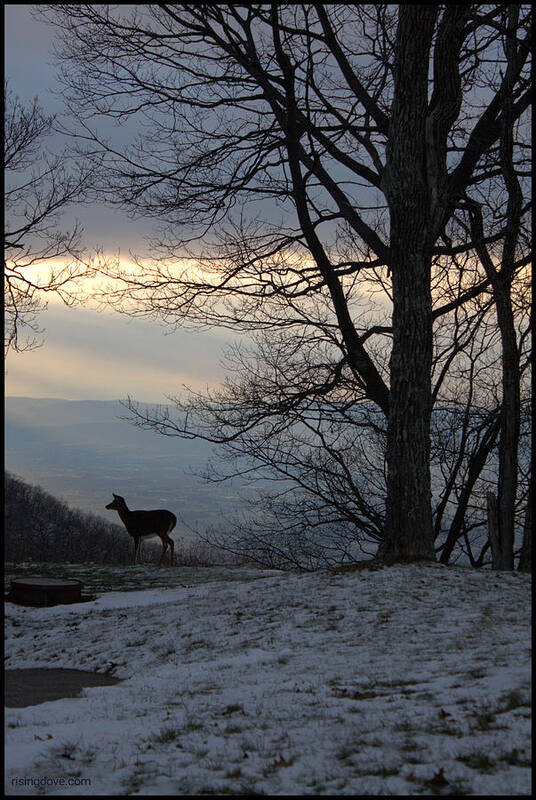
[5,303,234,402]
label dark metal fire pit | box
[7,577,85,607]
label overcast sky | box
[5,4,230,402]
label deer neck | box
[116,502,132,527]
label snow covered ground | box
[5,562,531,795]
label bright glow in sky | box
[4,6,233,401]
[4,299,233,402]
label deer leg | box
[158,539,168,566]
[169,538,175,567]
[134,537,141,565]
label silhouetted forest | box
[5,472,137,564]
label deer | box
[105,494,177,566]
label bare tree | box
[4,82,93,354]
[155,285,529,570]
[461,7,530,569]
[40,5,531,564]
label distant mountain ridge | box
[5,396,243,540]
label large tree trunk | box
[495,285,520,570]
[487,491,501,568]
[377,6,437,563]
[493,24,523,570]
[379,248,435,562]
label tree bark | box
[495,285,520,570]
[487,491,501,568]
[518,472,532,572]
[493,9,523,570]
[377,6,437,563]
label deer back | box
[125,509,177,536]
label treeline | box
[4,473,224,566]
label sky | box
[4,299,233,401]
[4,5,230,402]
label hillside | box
[5,472,145,565]
[5,562,531,795]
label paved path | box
[5,668,122,708]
